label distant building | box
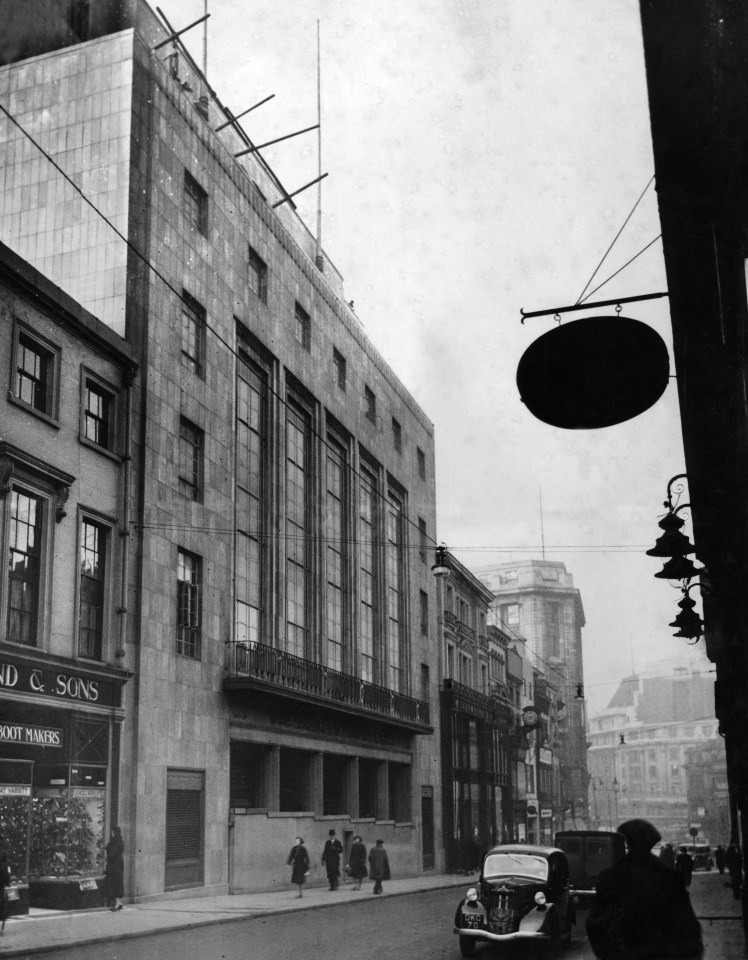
[684,739,730,847]
[476,560,589,833]
[0,241,137,892]
[587,660,717,842]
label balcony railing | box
[443,611,476,642]
[225,641,431,730]
[442,678,515,723]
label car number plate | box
[462,912,482,929]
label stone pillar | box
[346,757,360,820]
[264,746,280,810]
[377,761,390,820]
[309,752,324,813]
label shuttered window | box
[165,769,204,889]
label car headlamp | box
[466,887,478,902]
[534,891,547,906]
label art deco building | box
[0,0,441,898]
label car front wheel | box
[459,935,477,957]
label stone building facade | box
[435,553,516,871]
[0,1,441,898]
[0,240,137,902]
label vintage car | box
[691,844,714,871]
[554,830,626,906]
[453,844,575,957]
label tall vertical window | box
[79,520,106,659]
[417,447,426,480]
[325,437,348,670]
[418,517,428,563]
[178,418,203,501]
[15,331,57,417]
[181,292,205,375]
[386,491,405,692]
[184,170,208,235]
[419,589,429,636]
[83,377,115,450]
[294,303,311,351]
[248,245,268,303]
[236,350,267,649]
[392,418,402,454]
[285,401,311,658]
[7,489,42,646]
[364,386,376,424]
[333,348,346,391]
[359,466,378,683]
[177,549,201,658]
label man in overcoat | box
[586,819,703,960]
[368,839,391,895]
[321,829,343,891]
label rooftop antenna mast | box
[203,0,208,75]
[315,20,324,272]
[539,486,546,560]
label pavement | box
[0,871,472,957]
[0,867,746,957]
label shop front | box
[0,653,128,909]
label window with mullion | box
[83,379,113,449]
[181,292,205,375]
[386,492,405,692]
[178,418,202,501]
[184,170,208,235]
[177,549,201,658]
[7,489,42,646]
[325,438,348,671]
[79,520,106,659]
[359,467,378,683]
[285,401,311,658]
[235,354,267,648]
[16,333,54,415]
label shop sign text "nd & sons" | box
[0,660,102,704]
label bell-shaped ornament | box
[654,555,699,580]
[668,594,703,639]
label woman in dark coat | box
[349,836,368,890]
[287,837,309,898]
[104,826,124,911]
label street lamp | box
[431,543,450,577]
[613,777,620,824]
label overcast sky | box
[173,0,711,715]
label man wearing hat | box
[368,839,391,895]
[586,819,703,959]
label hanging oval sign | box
[516,315,670,429]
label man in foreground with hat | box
[586,819,703,959]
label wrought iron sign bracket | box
[520,292,669,323]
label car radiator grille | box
[487,893,518,934]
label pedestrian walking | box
[659,842,676,869]
[349,835,368,890]
[368,838,390,895]
[104,826,125,911]
[715,844,726,875]
[675,846,694,888]
[725,841,742,900]
[586,819,703,960]
[321,829,343,891]
[0,852,12,935]
[287,837,310,898]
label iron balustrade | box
[442,678,515,723]
[226,641,430,726]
